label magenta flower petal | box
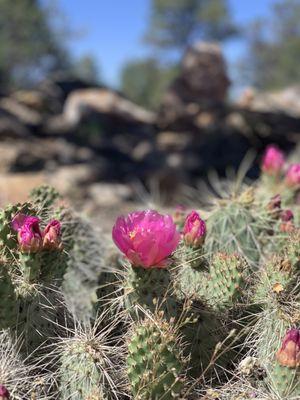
[11,214,42,253]
[285,163,300,187]
[0,385,9,399]
[281,209,294,222]
[11,213,28,231]
[276,328,300,368]
[183,211,206,247]
[112,210,180,268]
[42,220,63,251]
[261,145,285,176]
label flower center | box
[129,230,137,240]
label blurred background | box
[0,0,299,226]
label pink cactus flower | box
[0,385,10,399]
[261,145,285,176]
[183,210,206,247]
[276,328,300,368]
[112,210,180,268]
[285,164,300,187]
[42,220,63,251]
[11,214,42,253]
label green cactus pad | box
[205,200,263,268]
[182,303,233,378]
[124,265,178,320]
[254,255,298,305]
[127,318,184,399]
[178,264,208,300]
[267,363,300,398]
[18,252,42,282]
[16,287,62,353]
[205,253,246,311]
[59,340,109,400]
[61,211,109,321]
[0,265,18,330]
[30,185,60,212]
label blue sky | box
[59,0,274,88]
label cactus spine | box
[127,316,185,399]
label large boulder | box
[44,88,157,135]
[159,42,230,126]
[63,88,156,126]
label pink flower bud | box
[280,210,295,233]
[285,164,300,187]
[261,145,285,176]
[112,210,180,269]
[183,211,206,247]
[281,210,294,222]
[0,385,10,399]
[267,194,281,212]
[42,220,63,251]
[276,328,300,368]
[11,214,42,253]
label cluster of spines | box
[127,316,185,400]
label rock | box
[63,88,156,125]
[44,88,157,143]
[180,42,229,101]
[48,164,98,196]
[0,114,31,138]
[11,90,47,112]
[0,97,42,127]
[157,131,192,152]
[0,138,95,173]
[39,75,96,103]
[159,42,230,126]
[88,183,133,207]
[237,85,300,117]
[131,141,154,161]
[0,142,22,173]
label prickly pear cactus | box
[0,266,17,330]
[18,252,42,282]
[204,253,246,311]
[30,184,60,211]
[124,265,178,320]
[254,255,298,305]
[127,317,184,399]
[182,302,234,378]
[59,340,108,400]
[57,317,119,400]
[266,328,300,399]
[178,253,246,312]
[177,262,207,299]
[15,286,63,354]
[0,331,32,399]
[268,362,299,398]
[60,210,109,321]
[205,192,263,268]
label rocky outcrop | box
[1,47,300,207]
[159,42,230,127]
[63,88,156,126]
[237,85,300,117]
[45,88,156,134]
